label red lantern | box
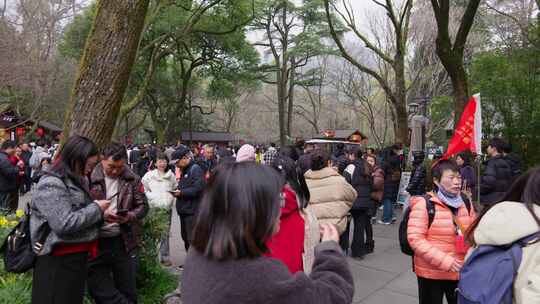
[16,127,25,137]
[36,127,45,137]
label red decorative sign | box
[16,127,25,137]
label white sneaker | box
[377,220,391,225]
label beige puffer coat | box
[305,167,357,234]
[472,202,540,304]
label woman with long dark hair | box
[30,136,111,304]
[182,162,354,304]
[465,168,540,304]
[265,156,320,273]
[343,147,374,259]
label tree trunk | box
[437,50,469,126]
[277,69,287,146]
[393,54,409,145]
[287,58,295,139]
[449,65,469,125]
[62,0,150,148]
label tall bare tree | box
[324,0,413,144]
[254,0,333,145]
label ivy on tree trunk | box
[62,0,150,148]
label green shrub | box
[0,208,178,304]
[137,208,179,304]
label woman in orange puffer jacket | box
[407,160,476,304]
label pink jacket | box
[407,192,476,280]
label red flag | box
[441,95,482,160]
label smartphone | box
[116,208,129,216]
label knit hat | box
[236,144,256,162]
[170,145,191,165]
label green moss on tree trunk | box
[62,0,150,148]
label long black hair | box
[457,152,472,167]
[271,156,310,209]
[50,135,98,187]
[279,145,300,162]
[192,162,284,260]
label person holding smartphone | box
[170,146,205,252]
[88,142,149,304]
[30,136,110,304]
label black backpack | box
[1,204,51,273]
[399,194,471,256]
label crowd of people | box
[0,134,538,304]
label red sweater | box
[265,186,305,273]
[8,155,23,186]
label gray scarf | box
[437,186,464,209]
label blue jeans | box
[382,198,394,223]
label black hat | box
[170,146,191,164]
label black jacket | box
[343,159,373,210]
[382,156,401,201]
[129,149,141,164]
[504,154,522,181]
[176,161,206,215]
[0,151,19,193]
[406,163,426,196]
[480,155,513,205]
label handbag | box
[0,203,51,273]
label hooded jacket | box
[305,167,357,234]
[472,202,540,304]
[265,186,305,274]
[141,169,177,209]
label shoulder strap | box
[518,231,540,247]
[423,194,436,228]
